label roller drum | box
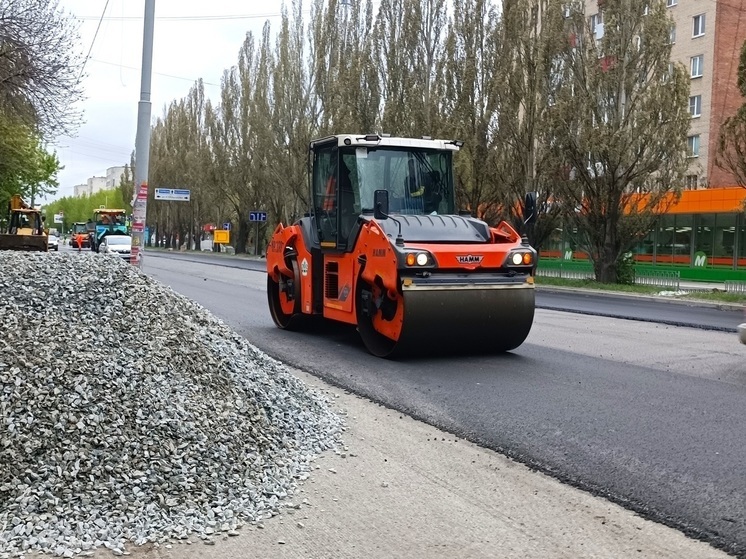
[358,279,535,358]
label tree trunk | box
[237,221,249,255]
[594,241,619,283]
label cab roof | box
[310,134,462,152]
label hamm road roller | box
[266,134,537,357]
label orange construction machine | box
[0,195,47,252]
[266,134,538,357]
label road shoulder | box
[102,367,729,559]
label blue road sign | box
[223,222,231,231]
[249,211,267,222]
[154,188,190,202]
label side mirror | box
[373,190,389,220]
[524,191,538,225]
[42,215,46,222]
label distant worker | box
[404,159,425,214]
[76,233,82,252]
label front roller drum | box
[356,281,535,358]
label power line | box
[77,0,112,84]
[75,12,290,22]
[88,58,220,87]
[60,149,130,163]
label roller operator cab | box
[266,134,538,357]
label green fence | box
[538,257,746,284]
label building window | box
[689,95,702,117]
[589,12,603,32]
[685,175,698,189]
[687,135,700,157]
[669,25,676,44]
[667,0,677,6]
[690,55,704,78]
[693,14,705,37]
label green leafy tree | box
[544,0,690,283]
[44,187,128,235]
[0,114,60,207]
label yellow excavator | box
[0,194,48,252]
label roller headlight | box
[405,251,433,267]
[508,251,534,266]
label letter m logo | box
[694,253,707,267]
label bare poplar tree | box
[491,0,563,246]
[270,1,316,221]
[438,0,501,215]
[204,27,278,253]
[240,24,277,253]
[0,0,83,136]
[181,81,214,249]
[310,0,377,133]
[373,0,415,134]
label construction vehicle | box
[0,194,48,252]
[70,222,91,248]
[266,134,537,357]
[90,208,128,252]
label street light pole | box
[131,0,155,266]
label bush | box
[616,252,635,285]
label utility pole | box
[131,0,155,266]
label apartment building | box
[72,166,127,198]
[585,0,746,189]
[74,176,106,198]
[106,166,126,188]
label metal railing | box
[634,270,680,290]
[535,265,595,281]
[725,281,746,294]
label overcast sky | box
[50,1,290,201]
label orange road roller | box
[266,134,537,357]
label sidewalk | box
[87,365,730,559]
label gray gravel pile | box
[0,251,344,557]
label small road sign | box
[249,211,267,222]
[223,222,231,231]
[213,230,230,244]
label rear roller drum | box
[356,277,402,358]
[267,258,304,330]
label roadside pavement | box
[123,249,738,558]
[88,364,731,559]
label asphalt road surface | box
[141,251,746,557]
